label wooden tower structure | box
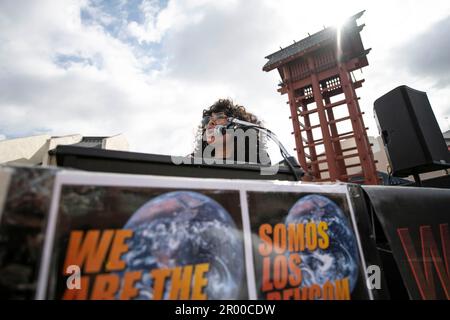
[263,11,379,184]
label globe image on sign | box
[285,194,359,292]
[118,191,245,300]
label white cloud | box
[1,0,450,162]
[126,0,165,43]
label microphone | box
[214,125,226,135]
[213,124,231,135]
[227,117,304,181]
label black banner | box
[363,186,450,300]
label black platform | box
[52,145,301,181]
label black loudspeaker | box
[374,85,450,177]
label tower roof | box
[263,10,366,72]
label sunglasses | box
[202,112,229,127]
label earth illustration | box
[285,194,359,293]
[118,191,245,300]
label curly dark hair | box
[192,98,269,164]
[202,99,259,123]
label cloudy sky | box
[1,0,450,161]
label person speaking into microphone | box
[192,99,270,165]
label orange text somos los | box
[258,222,351,300]
[62,230,209,300]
